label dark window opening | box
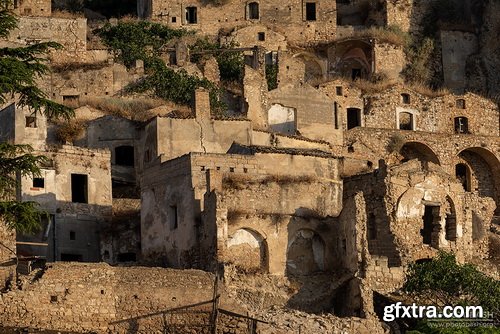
[185,6,197,24]
[60,253,83,262]
[25,116,37,128]
[169,205,178,230]
[367,213,377,240]
[257,32,265,41]
[456,99,466,109]
[421,206,440,248]
[62,95,79,103]
[351,69,361,80]
[347,108,361,129]
[445,214,456,241]
[71,174,88,204]
[305,2,316,21]
[454,117,468,134]
[171,16,176,23]
[50,295,57,303]
[248,2,259,20]
[24,8,32,15]
[334,102,339,129]
[115,145,134,167]
[69,231,76,240]
[144,149,151,163]
[336,86,343,96]
[117,252,137,262]
[399,112,413,130]
[401,93,410,104]
[455,163,470,191]
[33,177,44,188]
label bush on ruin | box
[403,252,500,320]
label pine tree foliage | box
[0,0,74,119]
[0,1,73,234]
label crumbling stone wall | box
[0,263,216,333]
[146,0,336,43]
[343,159,494,291]
[11,0,51,17]
[7,17,87,56]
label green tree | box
[403,252,500,330]
[0,1,73,234]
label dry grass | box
[223,174,315,190]
[55,119,86,143]
[51,10,84,19]
[350,26,409,46]
[351,77,398,94]
[51,61,109,73]
[409,82,450,97]
[63,97,166,121]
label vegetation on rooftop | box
[97,22,227,116]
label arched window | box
[455,163,470,191]
[456,99,466,109]
[248,2,259,20]
[399,112,414,130]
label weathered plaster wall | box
[267,84,343,145]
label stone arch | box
[226,228,268,272]
[458,147,500,212]
[292,52,326,84]
[286,229,325,276]
[330,39,373,80]
[400,141,440,165]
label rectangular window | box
[25,116,37,128]
[336,86,343,96]
[185,7,197,24]
[69,231,76,240]
[171,16,177,23]
[33,177,45,188]
[305,2,316,21]
[258,32,265,41]
[71,174,88,204]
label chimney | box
[195,88,211,120]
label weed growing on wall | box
[190,38,245,82]
[98,22,227,115]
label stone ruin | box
[0,0,499,332]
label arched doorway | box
[286,229,325,276]
[458,147,500,212]
[226,228,268,272]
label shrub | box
[403,252,500,319]
[190,38,245,82]
[402,37,435,85]
[265,64,278,91]
[97,21,189,68]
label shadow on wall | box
[284,212,364,316]
[18,192,111,262]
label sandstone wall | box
[147,0,336,43]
